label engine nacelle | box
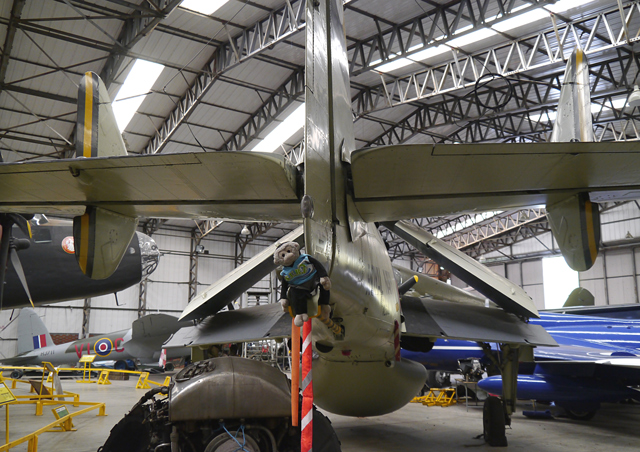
[169,356,291,422]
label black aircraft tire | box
[283,406,342,452]
[565,408,597,421]
[483,396,507,447]
[98,405,151,452]
[426,370,451,388]
[312,408,342,452]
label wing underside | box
[165,303,292,349]
[0,151,300,221]
[350,141,640,222]
[401,297,555,346]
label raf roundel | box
[94,338,113,357]
[61,236,75,254]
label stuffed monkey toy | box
[273,242,331,327]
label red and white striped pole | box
[301,319,313,452]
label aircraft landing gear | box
[479,342,530,447]
[483,396,507,447]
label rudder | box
[76,72,127,158]
[16,308,53,355]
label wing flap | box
[351,141,640,221]
[179,226,304,321]
[392,264,485,304]
[401,297,555,346]
[386,220,539,318]
[166,303,291,348]
[0,151,300,221]
[131,314,182,340]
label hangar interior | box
[0,0,639,359]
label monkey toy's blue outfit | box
[280,254,330,316]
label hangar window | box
[32,228,52,244]
[542,256,579,309]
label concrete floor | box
[1,373,639,452]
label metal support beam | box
[143,0,306,154]
[138,279,148,318]
[0,0,26,88]
[353,3,640,117]
[99,0,182,88]
[188,228,200,302]
[221,68,305,151]
[138,219,165,317]
[81,297,91,338]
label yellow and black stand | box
[76,355,97,384]
[48,405,76,432]
[1,380,17,445]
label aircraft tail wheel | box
[483,396,508,447]
[564,408,597,421]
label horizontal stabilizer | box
[0,151,300,221]
[179,226,304,321]
[350,141,640,222]
[401,297,555,346]
[392,264,485,304]
[132,313,183,340]
[385,220,539,318]
[545,303,640,319]
[167,303,291,348]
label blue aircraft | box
[403,310,640,420]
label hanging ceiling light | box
[240,225,251,235]
[628,86,640,108]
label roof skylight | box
[112,59,164,133]
[180,0,229,15]
[251,103,305,153]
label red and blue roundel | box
[94,338,113,357]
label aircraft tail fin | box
[547,49,602,272]
[563,287,595,308]
[550,49,594,143]
[73,72,138,280]
[76,72,127,158]
[16,308,53,355]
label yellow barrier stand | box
[135,372,151,389]
[76,355,96,384]
[147,376,171,388]
[1,381,17,445]
[0,401,106,452]
[48,406,75,432]
[97,371,112,385]
[410,388,457,407]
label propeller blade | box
[10,249,34,308]
[8,213,32,239]
[0,221,11,309]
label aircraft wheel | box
[483,396,507,447]
[426,370,451,388]
[281,406,342,452]
[10,370,23,379]
[565,408,597,421]
[98,404,151,452]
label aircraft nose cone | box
[138,232,160,277]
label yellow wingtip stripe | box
[584,201,597,265]
[78,213,90,274]
[413,275,419,283]
[83,73,93,158]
